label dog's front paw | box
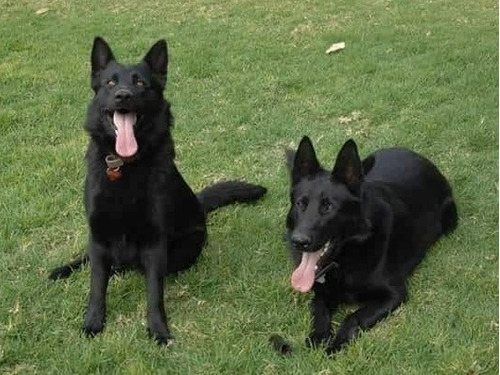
[325,324,360,355]
[83,305,106,337]
[147,327,173,346]
[325,340,343,356]
[305,331,332,349]
[82,317,105,337]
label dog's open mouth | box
[291,240,337,293]
[107,110,138,158]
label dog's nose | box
[115,89,132,103]
[291,233,312,250]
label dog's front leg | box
[307,290,339,348]
[326,293,403,355]
[143,249,171,345]
[83,244,111,337]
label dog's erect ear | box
[291,136,321,182]
[91,37,115,73]
[332,139,363,191]
[90,37,115,91]
[143,39,168,89]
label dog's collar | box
[105,154,138,181]
[315,260,339,284]
[314,239,340,284]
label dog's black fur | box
[286,136,457,354]
[49,37,266,345]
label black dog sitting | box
[49,37,266,345]
[285,136,457,354]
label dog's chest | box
[87,168,165,246]
[109,234,143,269]
[324,262,389,305]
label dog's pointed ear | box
[91,37,115,73]
[291,136,321,182]
[143,39,168,89]
[332,139,363,192]
[91,37,115,91]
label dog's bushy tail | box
[196,181,267,214]
[48,254,89,280]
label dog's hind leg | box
[326,289,405,355]
[165,229,206,275]
[270,334,293,356]
[48,254,89,280]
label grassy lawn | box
[0,0,498,374]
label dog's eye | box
[106,79,117,86]
[295,198,307,211]
[321,199,334,213]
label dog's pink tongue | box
[291,251,321,293]
[113,112,138,158]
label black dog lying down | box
[284,136,457,354]
[49,37,266,345]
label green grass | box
[0,0,498,373]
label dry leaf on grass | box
[326,41,345,54]
[35,8,49,15]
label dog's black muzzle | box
[290,232,312,251]
[114,88,133,106]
